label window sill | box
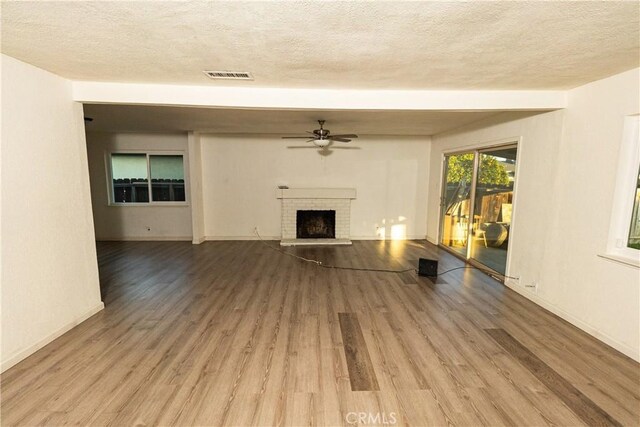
[597,253,640,269]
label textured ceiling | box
[3,1,638,90]
[82,104,510,135]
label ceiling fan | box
[282,120,359,149]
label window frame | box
[106,150,189,207]
[605,115,640,266]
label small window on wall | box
[110,153,186,204]
[149,155,186,202]
[606,115,640,264]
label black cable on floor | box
[437,266,520,280]
[254,228,415,273]
[254,228,519,280]
[436,266,477,275]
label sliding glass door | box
[440,153,475,256]
[439,144,518,275]
[469,146,517,274]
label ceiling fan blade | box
[330,138,351,143]
[287,146,317,149]
[329,134,358,139]
[282,136,314,139]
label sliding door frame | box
[438,149,479,259]
[437,137,522,281]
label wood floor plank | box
[1,240,638,426]
[338,313,380,392]
[486,328,623,427]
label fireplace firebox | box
[296,210,336,239]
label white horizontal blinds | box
[149,155,186,202]
[111,153,149,203]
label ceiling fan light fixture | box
[313,138,330,147]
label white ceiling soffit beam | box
[81,105,510,135]
[72,82,567,111]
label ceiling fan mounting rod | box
[315,119,329,138]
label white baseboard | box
[1,301,105,373]
[97,236,192,242]
[351,235,427,241]
[502,281,639,362]
[280,238,352,246]
[204,235,427,241]
[426,235,438,245]
[204,235,280,241]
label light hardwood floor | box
[1,240,638,426]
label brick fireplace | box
[277,188,356,246]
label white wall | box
[428,68,640,360]
[86,132,193,241]
[200,135,430,240]
[188,132,206,244]
[1,55,104,372]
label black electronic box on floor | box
[418,258,438,277]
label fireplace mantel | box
[276,188,356,200]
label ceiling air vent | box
[203,70,254,80]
